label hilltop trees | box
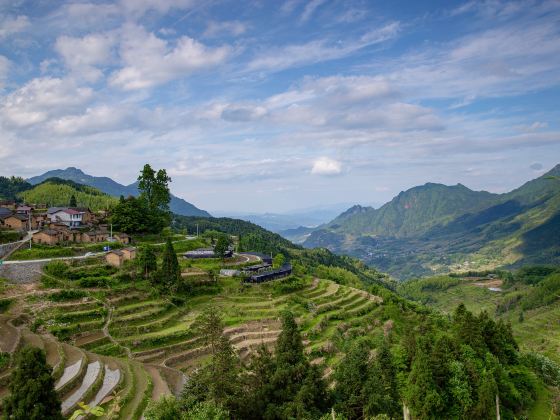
[2,346,63,420]
[111,164,171,234]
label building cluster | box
[0,201,129,246]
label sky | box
[0,0,559,214]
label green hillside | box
[1,243,557,418]
[17,178,118,211]
[303,164,560,278]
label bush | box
[67,265,116,280]
[0,352,10,370]
[47,290,87,302]
[78,276,111,288]
[43,261,69,278]
[0,298,13,313]
[521,352,560,386]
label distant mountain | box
[27,167,210,217]
[213,204,350,233]
[304,164,560,279]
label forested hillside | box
[18,178,118,210]
[301,164,560,278]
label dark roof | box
[7,214,29,221]
[47,207,65,214]
[0,208,12,218]
[35,229,60,236]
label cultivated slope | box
[27,167,210,217]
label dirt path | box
[144,365,170,401]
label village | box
[0,200,291,282]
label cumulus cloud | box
[311,157,342,176]
[110,24,230,90]
[0,77,93,128]
[55,33,116,82]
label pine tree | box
[405,337,444,418]
[333,341,369,419]
[137,245,157,279]
[365,340,401,418]
[159,238,180,290]
[69,194,77,207]
[2,346,63,420]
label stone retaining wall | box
[0,261,46,283]
[0,240,26,259]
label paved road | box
[1,252,107,265]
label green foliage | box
[1,346,63,419]
[0,176,32,201]
[512,265,560,285]
[521,352,560,387]
[520,273,560,310]
[272,253,285,269]
[137,164,172,233]
[0,352,10,370]
[9,245,74,261]
[314,265,361,287]
[44,261,69,278]
[397,276,461,304]
[213,235,232,259]
[18,179,116,210]
[0,230,23,244]
[144,395,185,420]
[110,196,151,234]
[68,194,77,208]
[0,298,13,313]
[136,245,158,279]
[69,402,104,419]
[156,238,180,290]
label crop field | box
[0,266,400,419]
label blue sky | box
[0,0,559,213]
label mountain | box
[27,167,210,217]
[304,164,560,279]
[18,178,118,211]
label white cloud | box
[55,33,116,82]
[204,20,246,38]
[311,157,342,176]
[0,77,93,128]
[119,0,196,18]
[247,22,400,72]
[110,24,230,90]
[300,0,327,22]
[0,15,29,39]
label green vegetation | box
[0,176,32,201]
[111,164,171,234]
[302,164,560,278]
[18,178,118,210]
[1,346,63,419]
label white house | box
[47,207,84,227]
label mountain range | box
[284,164,560,279]
[27,167,210,217]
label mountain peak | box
[543,163,560,177]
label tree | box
[110,196,149,234]
[2,346,63,420]
[137,164,171,233]
[69,194,77,207]
[196,307,225,356]
[333,341,369,419]
[214,235,232,260]
[159,238,180,290]
[405,338,444,419]
[137,245,158,279]
[144,395,184,420]
[273,253,286,269]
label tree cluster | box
[146,311,328,420]
[111,164,171,234]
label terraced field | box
[0,275,387,418]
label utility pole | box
[496,394,500,420]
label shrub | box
[78,276,111,288]
[47,290,87,302]
[0,298,13,313]
[43,261,69,278]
